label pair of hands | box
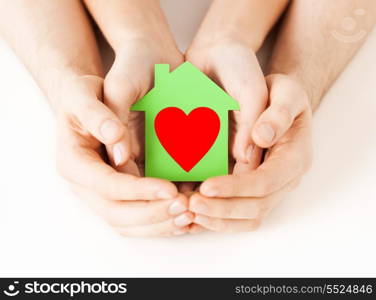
[56,36,313,237]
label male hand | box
[189,74,313,232]
[56,73,193,237]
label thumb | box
[228,86,268,165]
[103,70,146,168]
[69,76,130,166]
[252,74,309,148]
[210,55,268,165]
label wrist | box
[112,33,180,58]
[191,0,289,53]
[190,26,263,53]
[106,11,177,54]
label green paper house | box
[131,62,239,181]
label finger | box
[189,193,261,219]
[232,151,263,174]
[191,179,299,220]
[103,63,149,167]
[214,50,268,163]
[200,116,311,198]
[232,111,264,165]
[68,76,126,145]
[72,184,189,227]
[252,74,309,148]
[115,158,141,177]
[66,76,130,167]
[115,212,194,238]
[193,214,261,233]
[193,179,301,232]
[200,156,300,198]
[57,121,177,200]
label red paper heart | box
[154,107,220,172]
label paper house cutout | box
[131,62,239,181]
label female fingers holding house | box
[185,0,290,169]
[80,0,195,236]
[83,0,184,168]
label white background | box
[0,0,375,277]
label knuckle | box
[104,74,140,106]
[273,104,294,126]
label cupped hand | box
[55,74,193,237]
[103,38,184,169]
[186,40,268,167]
[189,74,313,233]
[183,40,268,233]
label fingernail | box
[190,201,208,214]
[113,143,123,166]
[100,119,121,142]
[173,229,187,236]
[169,201,187,215]
[174,213,193,227]
[257,123,275,143]
[157,190,175,199]
[246,145,254,163]
[194,215,210,227]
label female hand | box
[0,0,193,237]
[189,74,313,232]
[75,0,193,237]
[186,40,268,167]
[183,39,269,233]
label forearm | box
[0,0,102,109]
[83,0,178,53]
[191,0,290,51]
[267,0,376,110]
